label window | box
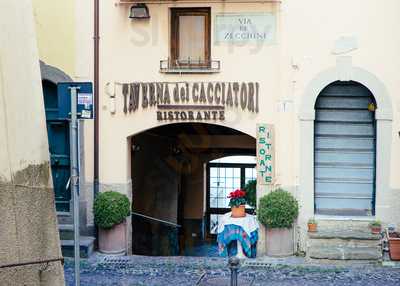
[170,8,210,68]
[206,156,256,235]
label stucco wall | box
[0,1,64,284]
[32,0,75,77]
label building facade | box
[35,0,400,258]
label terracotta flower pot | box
[231,205,246,218]
[99,220,126,255]
[370,226,381,234]
[308,223,317,233]
[388,232,400,261]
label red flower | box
[228,189,246,199]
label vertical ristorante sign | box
[120,82,260,121]
[256,124,274,185]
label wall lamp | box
[132,144,141,152]
[129,4,150,19]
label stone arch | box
[39,60,73,83]
[127,121,256,140]
[300,65,392,121]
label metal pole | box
[228,257,240,286]
[69,87,80,286]
[93,0,100,198]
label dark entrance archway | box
[130,123,256,256]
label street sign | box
[57,82,94,119]
[56,83,93,286]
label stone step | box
[57,212,73,224]
[308,245,382,260]
[59,224,74,240]
[309,230,381,241]
[61,236,95,258]
[307,221,383,261]
[315,219,372,231]
[309,238,380,249]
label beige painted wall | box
[32,0,75,77]
[0,0,64,284]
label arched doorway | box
[40,62,73,213]
[42,79,71,212]
[130,123,255,256]
[314,81,376,216]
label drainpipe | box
[94,0,100,197]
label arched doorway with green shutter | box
[40,61,74,213]
[314,81,377,216]
[42,79,71,212]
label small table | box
[217,212,259,258]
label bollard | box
[228,257,240,286]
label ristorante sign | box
[121,82,260,121]
[256,123,274,185]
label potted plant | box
[258,189,299,257]
[94,191,131,255]
[369,220,382,234]
[228,189,247,218]
[308,218,317,232]
[387,230,400,260]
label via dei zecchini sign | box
[120,82,260,121]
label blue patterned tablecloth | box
[217,213,259,258]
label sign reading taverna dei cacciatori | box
[120,82,260,121]
[256,123,275,185]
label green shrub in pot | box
[94,191,131,229]
[257,188,299,228]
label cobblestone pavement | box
[64,254,400,286]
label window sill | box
[159,68,220,74]
[159,59,221,74]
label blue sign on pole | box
[57,82,94,120]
